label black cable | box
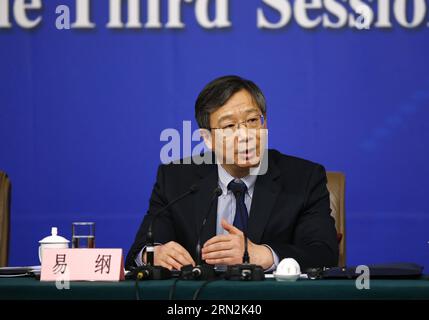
[134,269,145,300]
[169,278,179,300]
[192,274,224,300]
[192,279,214,300]
[135,277,141,300]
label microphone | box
[146,184,199,265]
[225,189,265,281]
[180,186,222,280]
[130,183,199,281]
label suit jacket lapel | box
[247,154,281,244]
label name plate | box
[40,248,125,282]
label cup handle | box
[38,245,42,264]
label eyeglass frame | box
[207,114,266,131]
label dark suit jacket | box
[126,149,339,270]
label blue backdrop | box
[1,0,428,270]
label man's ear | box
[199,128,213,150]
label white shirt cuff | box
[262,244,280,272]
[135,247,146,267]
[134,243,163,267]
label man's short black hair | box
[195,75,267,129]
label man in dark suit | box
[126,75,339,271]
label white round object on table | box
[273,258,301,282]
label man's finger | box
[202,250,233,261]
[166,256,182,270]
[205,258,233,265]
[221,218,242,235]
[171,249,194,267]
[202,241,234,254]
[203,234,232,248]
[166,241,195,266]
[171,243,195,266]
[159,261,173,271]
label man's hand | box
[202,219,274,270]
[143,241,195,270]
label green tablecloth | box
[1,277,429,300]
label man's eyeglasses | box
[209,114,265,132]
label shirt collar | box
[217,164,257,197]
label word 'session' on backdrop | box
[1,0,428,30]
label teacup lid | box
[276,258,301,276]
[39,227,70,244]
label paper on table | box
[0,266,40,277]
[265,273,308,279]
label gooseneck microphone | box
[180,186,222,280]
[146,184,199,265]
[130,184,199,281]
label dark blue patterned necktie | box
[227,180,248,232]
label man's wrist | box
[261,245,274,270]
[251,244,274,270]
[142,250,147,264]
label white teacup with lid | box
[38,227,70,263]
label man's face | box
[204,89,267,168]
